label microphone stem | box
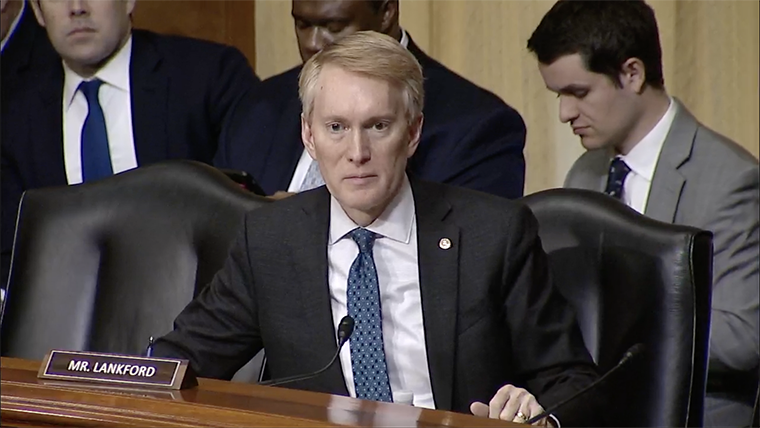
[259,347,341,387]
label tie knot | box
[609,157,631,180]
[349,228,377,254]
[79,79,103,102]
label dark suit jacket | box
[0,29,260,287]
[214,36,526,200]
[0,3,58,94]
[153,178,601,426]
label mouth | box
[344,174,377,183]
[572,126,588,135]
[69,27,96,36]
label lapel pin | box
[439,238,452,250]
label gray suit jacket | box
[154,178,602,426]
[565,99,759,424]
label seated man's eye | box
[329,123,345,132]
[373,122,388,131]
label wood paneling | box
[132,0,256,69]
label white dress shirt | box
[616,97,677,213]
[1,0,25,52]
[327,175,435,408]
[287,29,412,192]
[62,36,138,185]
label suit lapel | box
[30,65,67,187]
[411,179,460,410]
[129,31,169,165]
[294,188,349,394]
[645,99,696,223]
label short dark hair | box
[527,0,664,89]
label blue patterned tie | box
[604,157,631,199]
[347,228,393,402]
[79,79,113,182]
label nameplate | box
[38,350,197,390]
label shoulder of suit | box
[131,29,245,61]
[259,66,301,89]
[690,123,759,170]
[415,49,515,114]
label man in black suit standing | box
[215,0,526,201]
[155,31,600,427]
[0,0,260,287]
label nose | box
[347,130,371,165]
[69,0,89,16]
[303,27,330,59]
[558,95,579,124]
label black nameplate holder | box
[38,349,197,390]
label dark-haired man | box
[214,0,526,201]
[528,1,759,426]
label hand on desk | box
[266,191,296,201]
[470,384,552,426]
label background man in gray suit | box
[527,1,759,426]
[154,31,604,426]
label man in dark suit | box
[214,0,525,200]
[155,31,600,427]
[0,0,260,287]
[528,1,759,426]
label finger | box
[470,401,489,418]
[499,389,525,421]
[489,385,515,418]
[511,399,532,423]
[528,401,545,420]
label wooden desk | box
[1,357,521,427]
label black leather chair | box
[0,160,270,360]
[521,188,712,427]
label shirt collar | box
[399,28,409,49]
[329,175,415,246]
[1,0,26,52]
[619,97,677,181]
[63,35,132,109]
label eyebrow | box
[552,84,590,94]
[291,12,352,26]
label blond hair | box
[298,31,424,124]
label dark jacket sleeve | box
[503,204,605,426]
[208,46,260,155]
[152,214,262,380]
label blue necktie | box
[604,157,631,199]
[79,79,113,182]
[347,228,393,402]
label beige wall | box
[255,0,759,195]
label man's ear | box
[379,0,398,34]
[620,57,647,93]
[30,0,46,27]
[126,0,136,15]
[301,113,317,160]
[406,114,423,158]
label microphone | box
[259,315,355,387]
[525,343,645,425]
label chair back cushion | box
[1,160,270,359]
[521,188,712,427]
